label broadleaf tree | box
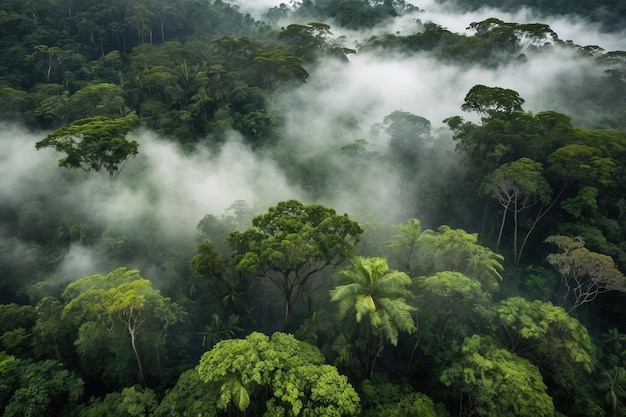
[35,116,139,180]
[196,332,360,417]
[226,200,363,330]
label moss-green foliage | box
[440,335,555,417]
[196,332,360,416]
[360,374,447,417]
[1,358,84,417]
[154,369,218,417]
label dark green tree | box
[35,116,139,180]
[227,200,363,330]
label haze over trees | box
[0,0,625,416]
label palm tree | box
[330,256,416,378]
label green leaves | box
[35,116,138,180]
[331,257,416,350]
[2,359,84,417]
[196,332,360,416]
[461,84,525,121]
[440,335,555,417]
[227,200,363,329]
[61,268,186,387]
[493,297,594,376]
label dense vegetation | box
[1,0,626,416]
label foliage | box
[35,116,139,180]
[227,200,363,329]
[485,157,552,264]
[331,257,416,347]
[461,84,525,121]
[545,235,626,311]
[154,369,218,417]
[491,297,594,389]
[196,332,360,416]
[440,335,555,417]
[417,225,504,292]
[62,267,186,387]
[1,358,84,417]
[360,374,447,417]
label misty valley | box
[1,0,626,416]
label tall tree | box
[485,157,553,264]
[330,256,416,378]
[227,200,363,330]
[35,116,139,180]
[417,225,504,292]
[461,84,525,122]
[62,267,186,387]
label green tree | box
[330,257,416,378]
[440,335,555,417]
[35,116,139,180]
[251,48,309,101]
[227,200,363,330]
[485,157,553,264]
[154,369,218,417]
[78,385,159,417]
[467,18,558,61]
[381,111,432,163]
[384,218,424,275]
[65,83,131,120]
[461,84,525,122]
[196,332,360,417]
[1,358,84,417]
[360,374,447,417]
[0,304,36,358]
[418,225,504,292]
[62,267,186,387]
[414,271,491,366]
[492,296,594,399]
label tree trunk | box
[128,322,146,386]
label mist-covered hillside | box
[1,1,625,416]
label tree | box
[62,267,186,387]
[417,225,504,292]
[414,271,490,366]
[440,335,555,417]
[467,18,558,61]
[492,296,594,399]
[251,48,309,100]
[545,235,626,311]
[196,332,361,417]
[78,385,159,417]
[154,369,218,417]
[461,84,525,122]
[35,116,138,180]
[360,374,447,417]
[485,157,553,264]
[227,200,363,330]
[384,218,424,275]
[1,358,84,417]
[330,257,416,378]
[65,83,131,120]
[381,111,432,162]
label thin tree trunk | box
[128,323,146,386]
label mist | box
[2,0,623,289]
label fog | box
[2,0,623,289]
